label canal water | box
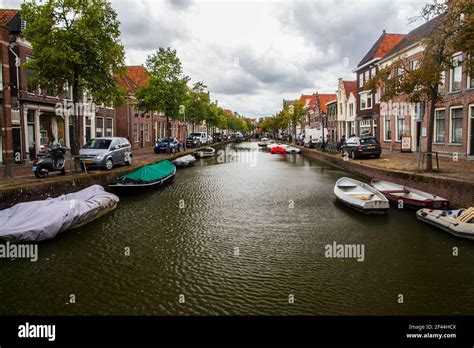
[1,142,473,315]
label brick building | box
[377,18,474,156]
[115,65,188,150]
[1,9,119,170]
[353,30,406,140]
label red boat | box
[271,146,286,154]
[371,179,450,209]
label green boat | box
[110,160,176,194]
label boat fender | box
[421,212,427,217]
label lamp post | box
[321,112,327,150]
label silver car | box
[80,137,132,170]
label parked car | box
[213,133,223,142]
[154,137,180,154]
[80,137,132,170]
[186,132,208,148]
[342,136,382,159]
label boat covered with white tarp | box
[0,185,119,243]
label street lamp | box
[321,112,327,150]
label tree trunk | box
[425,87,438,172]
[71,74,81,172]
[166,115,171,138]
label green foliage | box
[184,82,210,126]
[136,47,189,125]
[21,0,126,105]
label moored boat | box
[110,160,176,194]
[271,146,286,154]
[371,179,449,209]
[416,208,474,240]
[334,177,389,215]
[0,185,119,242]
[195,147,216,158]
[267,143,289,150]
[173,154,196,167]
[285,146,301,154]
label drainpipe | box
[126,95,130,140]
[9,43,25,163]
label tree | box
[282,100,305,142]
[136,47,189,138]
[21,0,125,169]
[366,0,471,171]
[184,82,210,133]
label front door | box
[13,127,22,164]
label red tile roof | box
[357,31,406,68]
[224,109,233,117]
[317,94,337,113]
[299,94,317,109]
[342,80,357,99]
[374,33,406,58]
[116,66,149,93]
[0,9,18,26]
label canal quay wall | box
[300,147,474,209]
[0,141,232,210]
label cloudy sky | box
[2,0,429,118]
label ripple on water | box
[1,142,474,315]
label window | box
[434,109,445,143]
[375,88,380,104]
[385,109,391,140]
[364,70,370,83]
[410,59,419,70]
[450,54,462,92]
[371,67,376,77]
[359,73,364,88]
[105,118,113,137]
[360,120,372,136]
[349,103,354,117]
[450,108,463,143]
[134,122,138,142]
[397,67,404,86]
[96,117,104,138]
[396,104,405,141]
[360,93,372,110]
[439,71,445,91]
[145,123,150,141]
[469,56,474,88]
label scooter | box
[32,146,67,179]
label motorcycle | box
[32,146,67,179]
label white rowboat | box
[334,177,389,215]
[195,147,216,158]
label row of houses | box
[0,9,213,167]
[294,19,473,157]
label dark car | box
[154,137,180,154]
[213,133,223,142]
[342,136,382,159]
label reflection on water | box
[1,142,473,315]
